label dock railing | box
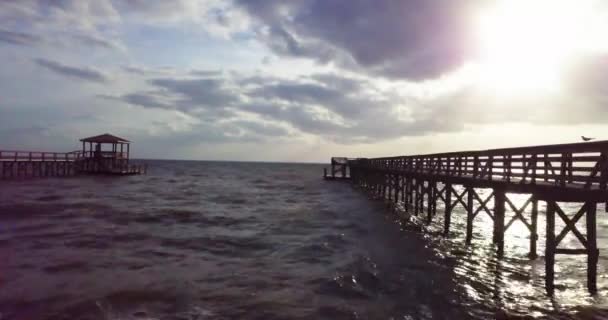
[331,140,608,295]
[0,150,83,162]
[350,140,608,192]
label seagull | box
[582,136,595,142]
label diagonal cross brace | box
[504,195,533,232]
[472,190,494,220]
[555,203,588,249]
[434,184,447,203]
[451,188,468,210]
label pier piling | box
[325,140,608,295]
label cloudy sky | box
[1,0,608,161]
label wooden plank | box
[555,248,588,254]
[530,198,538,259]
[466,186,474,245]
[586,202,598,293]
[493,189,506,257]
[546,201,556,295]
[443,183,452,236]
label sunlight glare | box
[473,0,608,95]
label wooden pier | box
[0,133,147,179]
[323,157,353,181]
[325,140,608,295]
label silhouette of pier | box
[325,140,608,295]
[0,133,147,179]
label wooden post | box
[394,175,399,204]
[443,183,452,236]
[388,175,393,202]
[432,183,437,216]
[586,202,598,294]
[466,186,474,245]
[493,189,506,257]
[531,154,538,184]
[427,180,434,223]
[529,198,538,259]
[488,155,494,181]
[545,200,556,295]
[331,161,336,178]
[408,178,414,208]
[560,153,567,187]
[406,177,412,212]
[473,155,479,178]
[506,155,512,182]
[567,153,573,184]
[323,168,327,178]
[419,181,425,214]
[414,179,420,214]
[544,153,549,182]
[401,176,406,203]
[383,174,388,200]
[374,172,380,195]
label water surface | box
[1,161,607,319]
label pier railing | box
[330,140,608,295]
[0,150,83,162]
[350,140,608,192]
[0,150,133,162]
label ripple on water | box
[159,234,272,257]
[43,261,89,274]
[2,162,608,319]
[35,195,64,202]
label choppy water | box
[1,161,608,319]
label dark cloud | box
[71,34,122,50]
[122,65,171,76]
[246,75,387,120]
[243,102,346,137]
[228,120,290,137]
[123,66,149,75]
[35,58,108,83]
[236,0,476,80]
[115,71,457,143]
[190,69,222,77]
[149,78,240,110]
[122,93,173,110]
[0,29,42,46]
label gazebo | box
[80,133,130,160]
[77,133,144,175]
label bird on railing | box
[581,136,595,142]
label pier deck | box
[326,140,608,295]
[0,134,147,179]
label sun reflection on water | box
[389,184,608,317]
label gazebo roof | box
[80,133,130,144]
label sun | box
[472,0,608,95]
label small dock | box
[322,157,353,181]
[0,133,147,179]
[324,140,608,295]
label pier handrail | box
[0,150,135,161]
[349,140,608,190]
[0,150,84,161]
